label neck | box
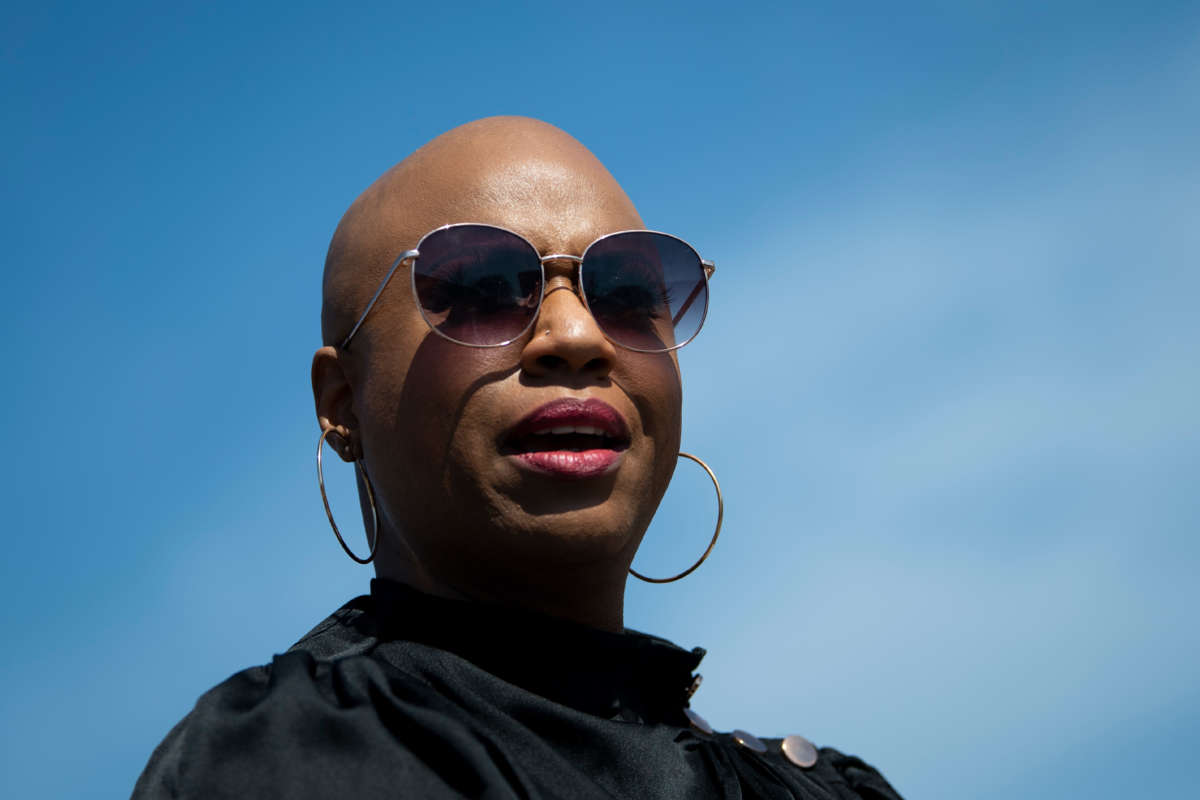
[374,546,629,632]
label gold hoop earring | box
[316,427,379,564]
[629,452,723,584]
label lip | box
[503,398,631,480]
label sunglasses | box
[340,223,715,354]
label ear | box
[312,346,360,463]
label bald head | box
[321,116,643,346]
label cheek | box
[370,338,514,484]
[623,354,683,447]
[357,341,519,546]
[618,355,683,503]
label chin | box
[435,454,660,567]
[500,504,643,563]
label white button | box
[781,734,818,768]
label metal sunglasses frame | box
[339,222,716,354]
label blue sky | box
[3,2,1198,797]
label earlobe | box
[311,346,359,462]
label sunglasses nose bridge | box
[537,253,585,296]
[538,253,584,269]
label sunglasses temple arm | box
[672,278,707,327]
[340,249,419,348]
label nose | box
[519,263,617,381]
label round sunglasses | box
[340,223,715,354]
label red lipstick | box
[504,398,630,480]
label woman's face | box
[313,121,683,609]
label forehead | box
[407,157,644,255]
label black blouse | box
[134,580,903,799]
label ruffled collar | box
[366,578,705,724]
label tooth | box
[549,426,575,435]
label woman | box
[134,117,903,799]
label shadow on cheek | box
[395,334,520,472]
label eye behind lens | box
[411,224,544,346]
[582,230,708,352]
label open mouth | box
[503,399,631,478]
[503,426,630,455]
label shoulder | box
[133,598,505,800]
[726,730,903,800]
[808,744,905,799]
[132,649,500,799]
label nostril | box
[582,357,610,374]
[536,354,567,372]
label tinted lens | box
[581,231,709,352]
[411,225,543,346]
